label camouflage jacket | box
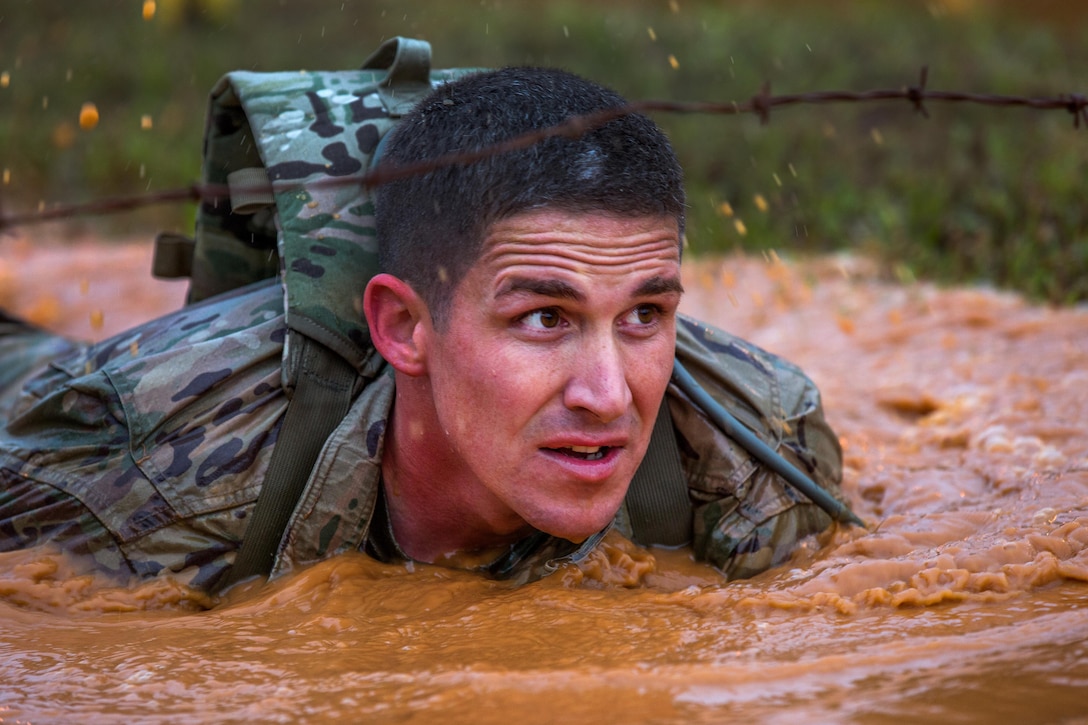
[0,279,842,592]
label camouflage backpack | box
[155,36,480,384]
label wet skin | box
[366,209,683,561]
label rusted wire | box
[0,185,213,231]
[1,69,1085,233]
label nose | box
[562,333,632,423]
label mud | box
[1,235,1085,723]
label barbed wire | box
[1,66,1085,233]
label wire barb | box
[753,81,772,125]
[1063,93,1088,128]
[907,65,930,118]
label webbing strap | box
[624,398,693,547]
[222,338,357,588]
[226,167,274,214]
[361,36,434,116]
[150,232,195,279]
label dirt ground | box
[0,231,190,340]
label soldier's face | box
[421,209,683,543]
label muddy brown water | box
[1,236,1086,723]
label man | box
[0,67,844,593]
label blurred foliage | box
[1,0,1086,302]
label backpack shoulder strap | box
[624,395,693,547]
[222,337,356,588]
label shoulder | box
[670,313,842,496]
[125,278,285,356]
[674,313,823,432]
[671,316,844,578]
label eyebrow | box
[634,275,685,297]
[496,277,585,302]
[495,275,684,302]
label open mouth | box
[548,445,611,461]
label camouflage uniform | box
[0,40,844,592]
[0,282,841,591]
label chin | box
[529,502,623,544]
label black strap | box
[222,337,357,589]
[671,359,865,528]
[624,397,692,547]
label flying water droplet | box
[79,102,99,130]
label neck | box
[380,376,532,563]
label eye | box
[627,304,660,326]
[522,307,563,330]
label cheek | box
[432,338,553,436]
[630,338,676,401]
[479,351,561,421]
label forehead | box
[472,208,681,278]
[485,207,681,241]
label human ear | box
[363,273,430,376]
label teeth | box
[562,445,607,461]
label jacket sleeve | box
[0,282,289,591]
[669,314,844,580]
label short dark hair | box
[374,67,686,326]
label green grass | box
[1,0,1086,302]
